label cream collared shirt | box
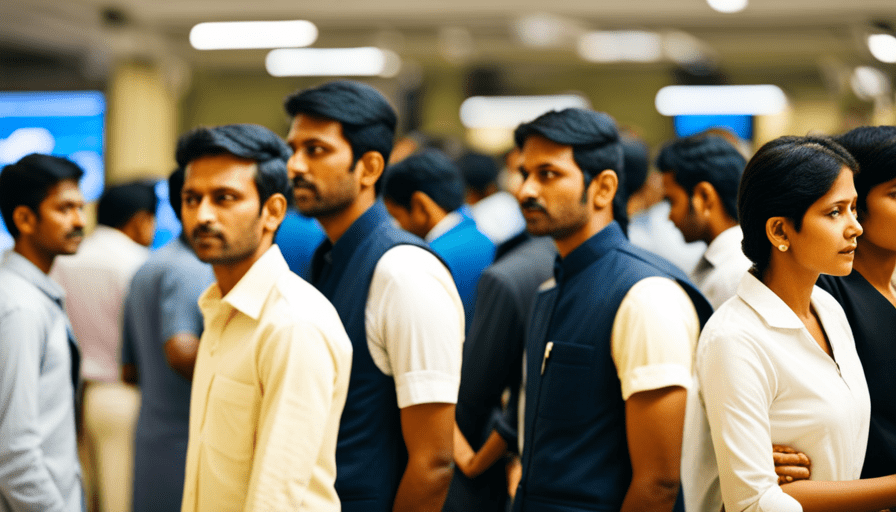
[181,245,353,512]
[689,225,752,310]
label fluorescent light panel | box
[460,95,590,129]
[868,34,896,64]
[655,85,787,116]
[707,0,748,13]
[578,31,662,63]
[189,20,318,50]
[265,47,400,77]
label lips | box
[839,245,857,254]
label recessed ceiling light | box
[189,20,318,50]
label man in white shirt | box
[284,81,463,512]
[656,133,752,309]
[177,124,353,512]
[50,182,156,512]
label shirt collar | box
[554,221,626,283]
[704,225,744,268]
[736,271,805,329]
[425,210,464,243]
[2,250,66,303]
[198,244,288,321]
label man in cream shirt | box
[177,124,352,512]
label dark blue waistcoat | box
[311,201,435,512]
[513,222,712,512]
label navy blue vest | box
[513,222,712,512]
[311,201,437,512]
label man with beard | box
[0,154,87,511]
[284,81,463,512]
[510,109,712,512]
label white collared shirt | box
[689,225,752,310]
[691,272,870,512]
[182,245,353,512]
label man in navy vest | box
[511,108,713,512]
[283,81,464,512]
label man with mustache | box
[176,124,353,512]
[284,81,463,512]
[50,182,157,512]
[510,109,713,512]
[0,154,87,512]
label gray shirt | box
[0,250,83,512]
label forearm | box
[781,476,896,512]
[619,474,681,512]
[455,428,508,479]
[392,453,454,512]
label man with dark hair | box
[656,133,751,309]
[284,81,463,512]
[50,181,156,512]
[382,149,495,332]
[0,153,86,512]
[177,124,353,512]
[511,108,712,512]
[457,151,525,245]
[120,167,215,512]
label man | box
[657,133,752,309]
[51,181,157,512]
[511,108,713,512]
[382,149,495,331]
[284,81,463,512]
[0,154,86,511]
[457,151,525,246]
[177,124,353,512]
[120,168,215,512]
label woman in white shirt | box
[698,135,896,512]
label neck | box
[707,215,738,244]
[852,242,896,293]
[761,256,817,319]
[554,214,611,259]
[13,240,54,274]
[318,191,376,244]
[213,241,271,296]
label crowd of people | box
[0,78,895,512]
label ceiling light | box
[578,31,662,63]
[655,85,787,116]
[189,20,318,50]
[460,95,590,129]
[851,66,891,100]
[868,33,896,63]
[265,47,401,77]
[706,0,748,13]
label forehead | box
[661,171,686,193]
[184,154,258,190]
[42,179,84,206]
[520,135,579,171]
[820,166,857,200]
[287,114,348,145]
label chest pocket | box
[204,374,260,462]
[537,341,597,423]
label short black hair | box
[621,136,650,200]
[284,80,397,193]
[382,150,465,213]
[97,182,157,229]
[175,124,292,211]
[738,135,858,277]
[514,108,627,233]
[656,133,747,221]
[167,167,185,221]
[0,154,84,238]
[834,126,896,217]
[456,152,500,194]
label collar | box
[736,272,806,329]
[425,210,464,243]
[2,250,66,304]
[704,225,744,268]
[198,245,287,321]
[554,221,626,283]
[324,200,393,264]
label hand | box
[773,444,811,485]
[506,456,522,498]
[452,423,476,475]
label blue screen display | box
[673,114,753,140]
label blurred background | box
[1,0,895,202]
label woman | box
[817,129,896,480]
[698,135,896,511]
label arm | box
[159,264,212,382]
[0,307,68,510]
[453,423,509,479]
[163,333,200,381]
[393,403,455,512]
[619,386,688,512]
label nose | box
[516,174,538,204]
[287,152,308,179]
[195,196,215,224]
[847,209,863,240]
[72,207,86,228]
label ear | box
[410,190,435,220]
[261,193,288,234]
[356,151,385,190]
[12,205,36,236]
[589,170,619,211]
[765,216,791,250]
[692,181,716,216]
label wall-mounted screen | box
[673,114,753,141]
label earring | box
[778,244,788,252]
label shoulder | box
[264,273,352,352]
[0,269,43,314]
[374,244,451,282]
[697,297,767,356]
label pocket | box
[536,341,596,423]
[204,375,259,462]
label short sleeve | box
[611,277,698,400]
[160,264,213,343]
[366,245,464,408]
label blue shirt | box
[0,250,83,512]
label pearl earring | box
[778,244,788,252]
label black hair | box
[656,133,747,221]
[97,182,157,228]
[284,80,397,193]
[834,126,896,217]
[167,167,185,221]
[382,149,465,213]
[621,136,650,200]
[175,124,292,211]
[0,153,84,238]
[514,108,627,233]
[738,135,858,277]
[456,152,500,194]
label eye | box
[183,195,199,206]
[827,207,841,217]
[519,169,530,180]
[539,169,558,179]
[305,144,326,156]
[217,193,237,202]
